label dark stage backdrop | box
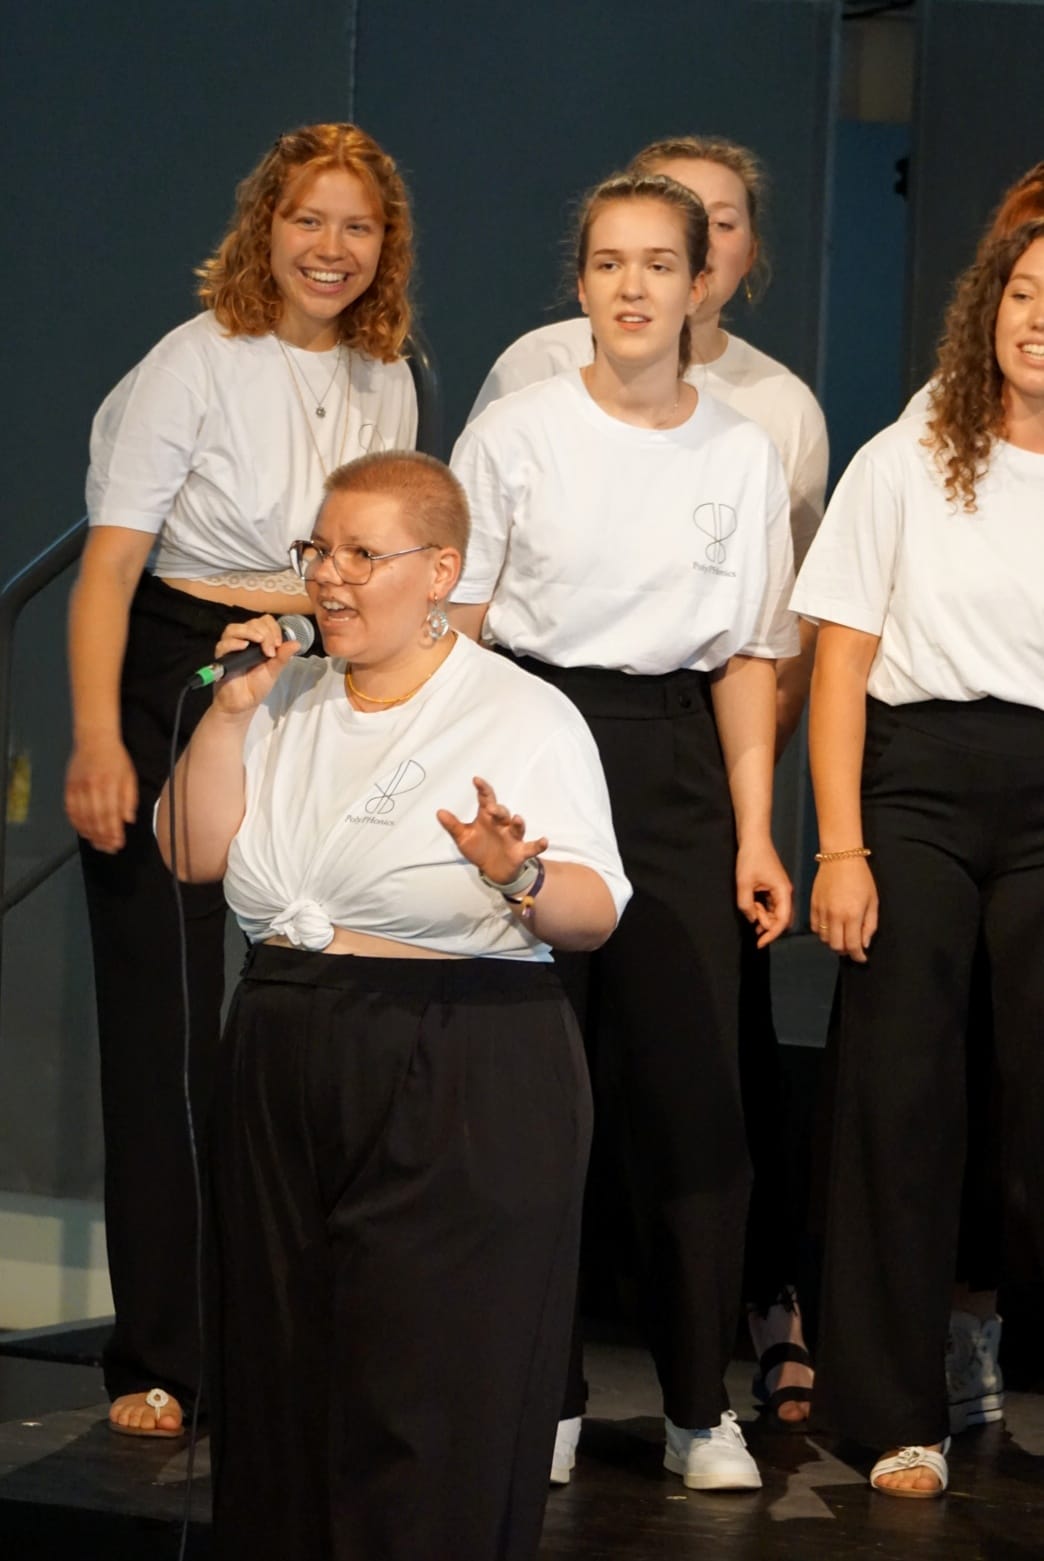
[355,0,840,450]
[1,1,840,1235]
[906,0,1044,393]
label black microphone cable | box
[164,613,314,1556]
[166,680,206,1561]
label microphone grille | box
[277,614,316,652]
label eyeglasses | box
[288,539,436,584]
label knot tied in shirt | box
[269,899,334,951]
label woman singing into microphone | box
[157,449,629,1561]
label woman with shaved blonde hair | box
[66,122,417,1441]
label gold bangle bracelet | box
[814,847,872,862]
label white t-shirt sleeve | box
[468,351,538,424]
[787,393,829,571]
[466,318,594,424]
[900,380,933,422]
[449,420,514,604]
[740,452,800,659]
[505,712,632,923]
[790,439,900,635]
[87,357,207,534]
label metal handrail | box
[0,518,88,924]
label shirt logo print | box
[692,502,738,565]
[365,760,426,816]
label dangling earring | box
[743,277,754,304]
[426,597,449,641]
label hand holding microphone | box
[191,613,315,714]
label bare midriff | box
[162,577,315,619]
[265,928,466,959]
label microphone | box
[186,614,316,690]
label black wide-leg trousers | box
[818,697,1044,1448]
[514,657,749,1431]
[208,947,591,1561]
[78,574,231,1405]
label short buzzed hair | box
[324,449,469,562]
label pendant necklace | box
[278,339,354,477]
[278,338,344,417]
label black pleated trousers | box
[78,574,231,1405]
[818,697,1044,1448]
[208,947,591,1561]
[513,656,749,1431]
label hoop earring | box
[743,278,754,304]
[426,598,449,641]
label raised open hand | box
[437,776,548,886]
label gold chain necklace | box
[277,338,353,477]
[345,662,441,708]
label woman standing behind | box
[793,218,1044,1496]
[65,123,416,1438]
[470,136,827,1426]
[451,172,797,1490]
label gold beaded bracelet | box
[814,847,872,863]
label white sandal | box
[869,1437,950,1499]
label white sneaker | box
[550,1415,582,1485]
[663,1410,762,1491]
[947,1311,1004,1433]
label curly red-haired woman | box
[65,123,417,1439]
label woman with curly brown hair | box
[901,163,1044,1439]
[792,216,1044,1497]
[65,123,417,1439]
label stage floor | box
[2,1343,1042,1559]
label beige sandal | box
[869,1437,950,1499]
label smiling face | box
[269,167,386,349]
[995,235,1044,416]
[577,197,705,370]
[306,489,460,671]
[654,156,756,321]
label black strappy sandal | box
[752,1341,814,1425]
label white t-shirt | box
[87,312,418,578]
[901,381,932,421]
[467,316,828,568]
[791,416,1044,709]
[450,371,798,675]
[224,634,631,960]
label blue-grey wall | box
[356,0,839,447]
[907,0,1044,391]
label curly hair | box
[196,124,412,362]
[986,161,1044,240]
[575,172,709,375]
[926,217,1044,511]
[628,135,770,300]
